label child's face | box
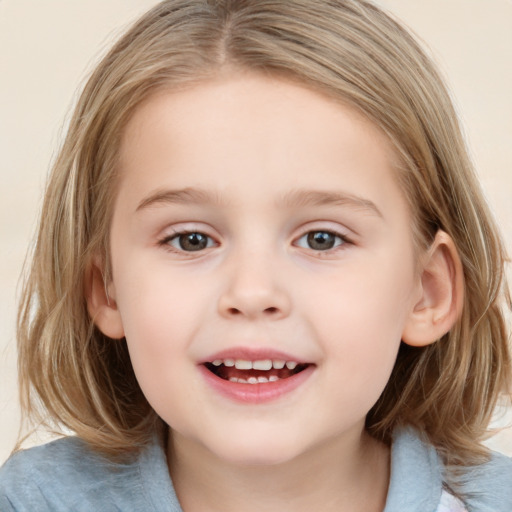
[107,73,422,466]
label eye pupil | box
[179,233,208,251]
[307,231,336,250]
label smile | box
[204,359,309,384]
[199,351,315,403]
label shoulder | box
[0,435,180,512]
[388,427,512,512]
[385,427,512,512]
[449,449,512,511]
[1,436,122,482]
[0,437,139,511]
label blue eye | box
[296,230,346,251]
[166,232,216,252]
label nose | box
[217,254,292,321]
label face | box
[106,73,422,466]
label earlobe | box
[402,231,464,347]
[84,258,125,339]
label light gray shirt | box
[1,427,511,511]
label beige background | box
[1,1,511,465]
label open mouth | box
[203,359,311,384]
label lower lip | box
[198,364,315,404]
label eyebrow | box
[136,187,225,211]
[136,186,383,218]
[280,189,383,218]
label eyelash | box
[158,230,217,254]
[158,229,352,256]
[294,230,349,253]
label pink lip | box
[200,347,309,365]
[198,351,315,404]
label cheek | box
[116,284,205,431]
[307,252,415,406]
[114,254,210,339]
[311,252,415,344]
[111,260,212,400]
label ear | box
[402,231,464,347]
[84,257,125,339]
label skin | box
[89,72,463,512]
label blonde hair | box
[18,0,510,466]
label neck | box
[167,427,390,512]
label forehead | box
[116,73,406,216]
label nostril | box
[226,306,279,316]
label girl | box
[1,1,511,510]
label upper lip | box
[200,347,310,365]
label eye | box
[295,230,346,251]
[164,232,216,252]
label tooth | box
[212,360,222,366]
[269,376,279,382]
[272,360,285,369]
[253,360,272,370]
[229,377,238,383]
[248,377,258,384]
[257,376,269,383]
[286,361,297,370]
[224,359,235,367]
[235,360,252,370]
[238,378,248,383]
